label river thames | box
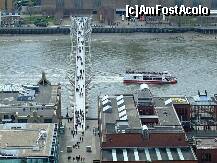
[0,33,217,118]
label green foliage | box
[14,0,38,6]
[33,17,48,27]
[22,16,54,27]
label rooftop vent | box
[102,99,111,106]
[118,109,128,121]
[103,105,112,113]
[119,110,127,118]
[118,105,126,113]
[117,99,124,106]
[120,116,128,120]
[142,125,148,131]
[142,125,149,138]
[165,98,173,105]
[116,95,123,101]
[101,95,109,102]
[140,84,149,90]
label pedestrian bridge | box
[70,17,92,132]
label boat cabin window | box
[153,78,162,80]
[134,76,137,79]
[143,77,151,80]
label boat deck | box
[126,71,168,75]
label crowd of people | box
[68,17,88,162]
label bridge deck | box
[74,18,87,132]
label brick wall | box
[102,132,188,148]
[196,148,217,163]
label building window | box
[18,119,27,123]
[3,115,9,119]
[92,10,97,14]
[44,119,52,123]
[202,153,211,161]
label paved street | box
[59,119,100,163]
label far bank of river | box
[1,26,217,34]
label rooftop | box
[102,147,196,162]
[100,94,142,134]
[195,137,217,149]
[153,97,182,127]
[0,123,57,157]
[0,84,59,107]
[100,90,184,135]
[187,91,217,106]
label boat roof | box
[126,74,164,77]
[126,71,170,75]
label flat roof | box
[100,94,183,135]
[100,95,142,134]
[171,97,189,105]
[0,84,59,107]
[195,138,217,149]
[0,84,60,118]
[187,96,217,106]
[153,97,182,127]
[0,123,57,157]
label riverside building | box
[0,72,61,124]
[98,84,217,163]
[0,123,58,162]
[98,84,197,162]
[173,91,217,163]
